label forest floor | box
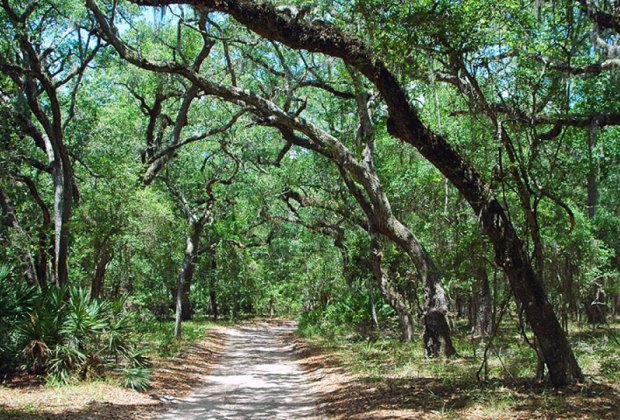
[0,321,227,419]
[294,323,620,419]
[2,319,620,419]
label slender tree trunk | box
[175,221,203,339]
[90,247,112,300]
[208,246,218,320]
[587,119,599,218]
[181,277,193,321]
[457,295,467,319]
[209,288,218,320]
[473,267,492,337]
[368,276,379,330]
[18,176,50,292]
[52,153,73,287]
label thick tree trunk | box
[584,280,607,325]
[422,280,456,357]
[385,221,455,356]
[340,168,454,354]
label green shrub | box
[0,265,36,374]
[0,269,151,388]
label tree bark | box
[181,276,193,321]
[51,145,73,287]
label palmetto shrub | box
[0,267,151,389]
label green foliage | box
[1,0,620,394]
[299,278,394,340]
[0,273,151,388]
[134,318,213,358]
[0,265,36,372]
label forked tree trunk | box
[93,0,583,386]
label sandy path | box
[160,321,320,419]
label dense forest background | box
[1,0,619,395]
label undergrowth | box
[0,266,214,391]
[299,315,620,417]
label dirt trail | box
[160,321,320,419]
